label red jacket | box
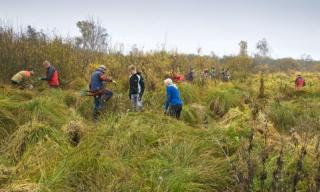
[44,65,60,87]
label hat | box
[98,65,106,71]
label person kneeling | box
[11,68,34,89]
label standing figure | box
[186,68,196,82]
[295,75,305,91]
[128,65,145,112]
[225,68,231,81]
[164,78,183,119]
[210,66,216,80]
[40,60,60,88]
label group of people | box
[10,61,307,122]
[185,67,231,82]
[10,61,183,122]
[88,64,183,121]
[11,60,60,89]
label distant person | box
[221,68,231,82]
[186,68,195,82]
[89,65,115,120]
[11,68,34,89]
[40,60,60,88]
[164,78,183,119]
[295,75,305,91]
[225,68,231,81]
[220,68,225,80]
[128,65,145,112]
[172,71,184,83]
[210,66,216,79]
[202,69,209,80]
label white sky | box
[0,0,319,59]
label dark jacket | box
[129,72,145,97]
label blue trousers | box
[93,90,113,120]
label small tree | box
[256,38,269,57]
[75,18,110,52]
[239,40,248,57]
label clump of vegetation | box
[207,87,244,117]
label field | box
[1,72,320,192]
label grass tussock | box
[0,73,320,191]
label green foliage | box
[179,83,201,104]
[207,87,244,117]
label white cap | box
[98,65,106,71]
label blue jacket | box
[90,69,104,92]
[165,85,183,110]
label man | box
[210,66,216,80]
[295,75,305,91]
[225,68,231,81]
[89,65,114,120]
[164,78,183,119]
[11,68,34,89]
[186,68,195,82]
[40,60,60,88]
[128,65,145,112]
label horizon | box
[0,0,319,60]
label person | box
[295,75,305,91]
[172,71,184,83]
[202,69,209,80]
[11,68,34,89]
[40,60,60,88]
[226,68,231,81]
[89,65,115,120]
[210,66,216,79]
[164,78,183,119]
[221,68,231,82]
[186,68,195,82]
[220,68,226,80]
[128,65,145,112]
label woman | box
[164,78,183,119]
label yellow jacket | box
[11,71,31,83]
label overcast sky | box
[0,0,319,59]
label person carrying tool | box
[89,65,115,120]
[11,68,34,89]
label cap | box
[98,65,106,71]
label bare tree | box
[75,17,110,52]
